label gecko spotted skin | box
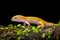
[11,15,54,28]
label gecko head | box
[11,15,25,22]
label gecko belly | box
[27,20,40,25]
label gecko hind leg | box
[37,24,45,29]
[23,21,30,28]
[23,23,30,28]
[38,21,45,28]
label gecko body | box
[11,15,54,28]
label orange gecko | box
[11,15,54,28]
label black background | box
[0,1,60,26]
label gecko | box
[11,15,54,28]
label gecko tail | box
[45,23,54,26]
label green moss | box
[17,30,22,35]
[17,36,21,40]
[0,27,4,30]
[5,27,8,29]
[25,33,29,37]
[54,24,60,27]
[48,35,51,39]
[53,20,60,27]
[48,30,51,35]
[22,29,27,33]
[47,30,52,39]
[33,29,39,33]
[27,29,31,33]
[21,29,27,35]
[58,20,60,24]
[37,25,41,29]
[32,26,39,33]
[8,24,13,27]
[33,39,35,40]
[7,31,13,34]
[42,33,46,38]
[53,26,56,28]
[30,25,34,28]
[17,24,22,29]
[56,36,59,40]
[1,20,60,40]
[32,26,36,30]
[39,29,42,32]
